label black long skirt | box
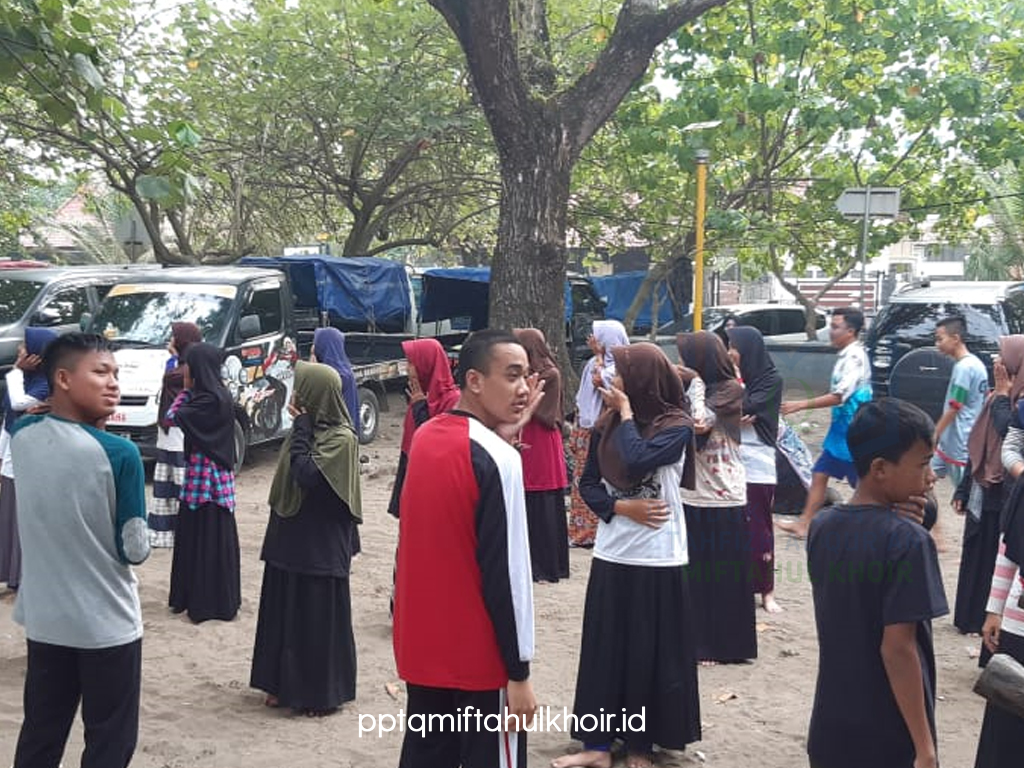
[168,501,241,623]
[526,489,569,583]
[974,631,1024,768]
[250,563,356,711]
[955,500,1003,634]
[684,504,758,662]
[0,476,21,589]
[571,558,701,751]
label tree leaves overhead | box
[1,0,1023,286]
[572,0,1024,326]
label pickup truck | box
[90,260,415,467]
[418,267,606,368]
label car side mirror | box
[32,307,63,327]
[238,314,262,340]
[79,312,93,331]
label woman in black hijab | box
[676,331,756,664]
[727,326,784,613]
[167,342,241,623]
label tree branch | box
[561,0,728,155]
[428,0,535,149]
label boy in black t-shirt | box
[807,398,948,768]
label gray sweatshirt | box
[11,414,149,649]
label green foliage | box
[573,0,1024,291]
[965,161,1024,279]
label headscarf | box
[970,335,1024,488]
[576,320,629,429]
[157,322,203,431]
[3,327,57,432]
[595,342,694,491]
[676,331,744,450]
[399,338,460,454]
[268,361,362,520]
[175,342,236,470]
[313,327,360,428]
[726,326,782,447]
[513,328,563,430]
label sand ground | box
[0,394,989,767]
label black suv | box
[866,280,1024,421]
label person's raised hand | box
[16,351,42,372]
[405,362,425,403]
[598,384,631,416]
[893,495,927,526]
[994,359,1011,397]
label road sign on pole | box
[836,187,901,311]
[836,187,901,218]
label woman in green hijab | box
[250,361,362,716]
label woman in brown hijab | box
[553,343,700,768]
[150,322,203,548]
[676,331,756,664]
[951,335,1022,636]
[513,328,569,583]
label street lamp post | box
[693,149,709,331]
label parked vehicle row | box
[10,262,1018,465]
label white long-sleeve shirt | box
[987,537,1024,639]
[1,368,43,479]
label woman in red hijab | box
[386,339,459,616]
[515,328,569,584]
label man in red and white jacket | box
[394,329,542,768]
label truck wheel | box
[357,387,379,445]
[233,419,247,473]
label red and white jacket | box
[394,411,534,690]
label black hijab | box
[727,326,782,447]
[176,343,236,470]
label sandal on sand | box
[264,695,279,708]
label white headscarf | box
[575,320,630,428]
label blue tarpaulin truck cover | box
[239,255,412,332]
[420,267,573,329]
[589,271,674,331]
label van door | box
[223,279,298,446]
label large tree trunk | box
[490,127,576,400]
[428,0,729,405]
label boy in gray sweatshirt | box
[11,333,149,768]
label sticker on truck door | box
[224,336,298,444]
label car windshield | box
[0,278,45,325]
[90,286,235,346]
[875,302,1005,346]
